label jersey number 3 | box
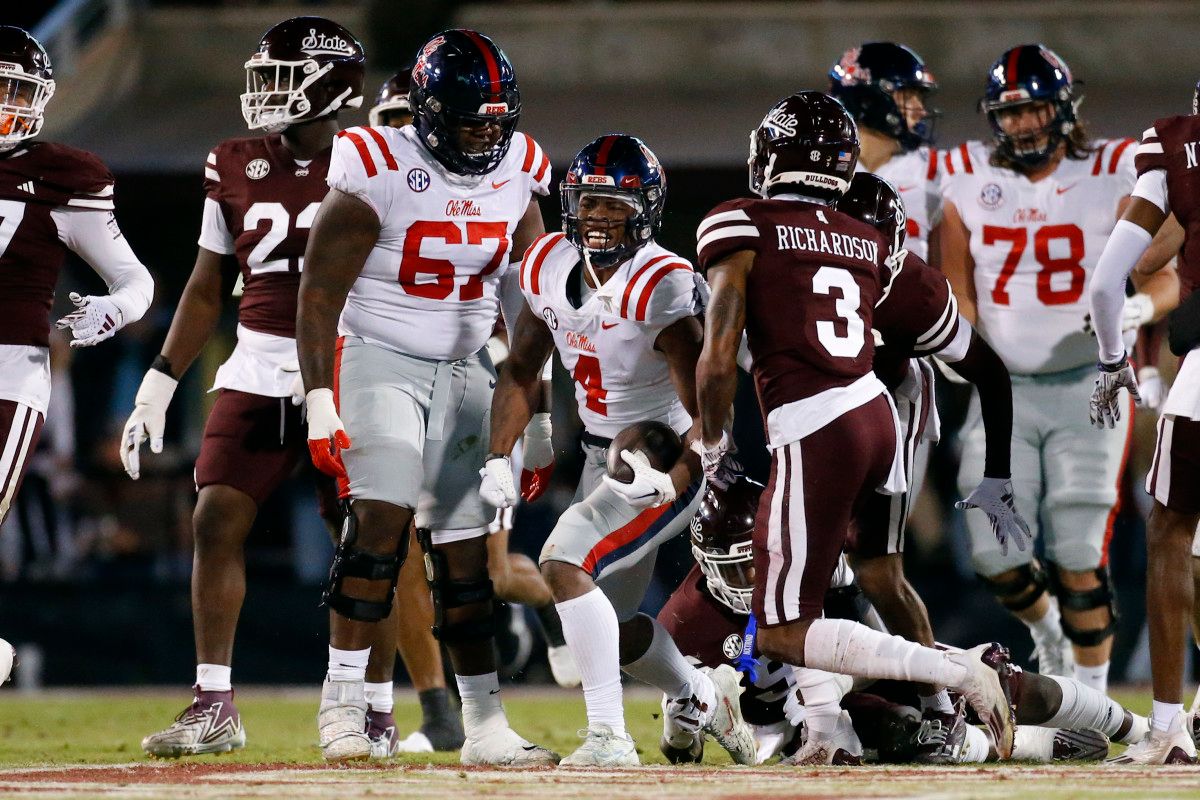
[985,224,1085,306]
[813,266,865,358]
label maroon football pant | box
[0,399,45,527]
[752,394,896,627]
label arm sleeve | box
[1131,168,1170,215]
[51,208,154,324]
[1091,219,1154,364]
[695,201,761,271]
[498,266,528,337]
[947,332,1013,478]
[327,128,388,221]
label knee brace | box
[1047,563,1118,647]
[322,503,408,622]
[416,527,496,643]
[977,561,1048,612]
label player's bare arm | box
[939,201,978,324]
[296,188,379,393]
[696,250,753,447]
[487,302,555,458]
[942,331,1014,479]
[512,193,547,259]
[655,314,704,493]
[155,248,230,378]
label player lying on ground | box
[483,134,754,767]
[658,476,1150,765]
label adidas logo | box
[18,181,34,194]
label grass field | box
[1,686,1197,799]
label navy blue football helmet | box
[829,42,938,151]
[979,44,1081,167]
[409,29,520,175]
[561,134,666,268]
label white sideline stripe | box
[1153,415,1175,505]
[696,225,759,254]
[696,208,752,239]
[781,440,806,622]
[916,293,958,348]
[0,405,36,521]
[762,444,786,626]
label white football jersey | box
[940,139,1136,374]
[328,125,551,360]
[857,146,942,261]
[519,235,702,439]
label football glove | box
[1137,366,1163,412]
[305,388,351,479]
[479,455,518,508]
[1089,355,1141,430]
[119,369,178,480]
[955,477,1031,558]
[1082,292,1154,336]
[603,449,677,510]
[55,292,125,347]
[519,413,554,502]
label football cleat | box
[1052,728,1110,761]
[1031,633,1074,679]
[560,725,639,768]
[394,714,466,753]
[1107,718,1197,765]
[700,664,757,766]
[547,644,582,689]
[141,687,246,758]
[949,642,1016,760]
[912,699,968,764]
[460,726,560,766]
[366,708,399,759]
[659,694,704,764]
[779,711,863,766]
[317,678,371,762]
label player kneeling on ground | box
[483,134,754,767]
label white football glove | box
[1089,356,1142,429]
[479,455,518,508]
[55,292,125,347]
[689,430,730,483]
[603,449,677,510]
[305,388,351,479]
[519,413,555,502]
[1083,292,1154,336]
[955,477,1031,558]
[120,369,178,480]
[1138,366,1163,412]
[279,360,305,407]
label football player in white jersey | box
[481,135,755,767]
[296,29,557,765]
[940,45,1176,694]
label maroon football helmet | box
[748,91,859,202]
[0,26,55,151]
[241,16,365,133]
[689,475,764,614]
[837,172,908,288]
[369,70,412,127]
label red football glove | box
[305,388,351,479]
[519,413,554,502]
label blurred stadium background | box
[2,0,1198,691]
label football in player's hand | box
[606,421,683,483]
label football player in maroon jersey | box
[120,17,438,760]
[1089,82,1200,763]
[693,90,1018,762]
[0,25,153,526]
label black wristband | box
[484,453,510,462]
[150,354,178,380]
[1098,353,1129,373]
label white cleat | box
[560,725,639,768]
[701,664,757,766]
[461,726,560,766]
[547,644,582,689]
[1032,634,1074,679]
[948,643,1015,761]
[317,679,371,762]
[393,731,435,753]
[1107,714,1197,765]
[141,688,245,758]
[779,711,863,766]
[659,694,704,764]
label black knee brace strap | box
[415,527,496,643]
[1047,564,1118,647]
[977,561,1048,612]
[321,504,407,622]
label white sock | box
[960,724,992,762]
[195,664,232,692]
[556,588,625,736]
[1151,700,1184,734]
[1025,600,1063,646]
[621,614,702,699]
[918,689,954,715]
[457,672,508,737]
[1043,674,1130,741]
[327,646,370,683]
[792,666,850,736]
[1011,725,1054,761]
[364,681,394,714]
[802,618,968,688]
[1073,661,1109,694]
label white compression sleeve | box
[1131,168,1170,215]
[51,208,154,324]
[1089,219,1152,365]
[803,618,968,688]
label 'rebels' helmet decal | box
[409,29,521,176]
[979,44,1081,168]
[241,16,366,133]
[369,70,412,127]
[829,42,939,152]
[560,134,666,269]
[748,91,859,202]
[0,26,55,152]
[689,475,764,615]
[837,172,908,291]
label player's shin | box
[1036,674,1147,744]
[556,586,626,736]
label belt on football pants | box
[580,430,613,450]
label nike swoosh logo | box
[521,745,541,751]
[1056,184,1077,195]
[601,321,618,330]
[492,179,511,190]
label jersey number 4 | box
[985,224,1085,306]
[573,354,608,415]
[399,220,510,301]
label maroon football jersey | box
[0,142,115,347]
[203,134,332,338]
[696,198,888,417]
[872,252,961,389]
[1135,115,1200,302]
